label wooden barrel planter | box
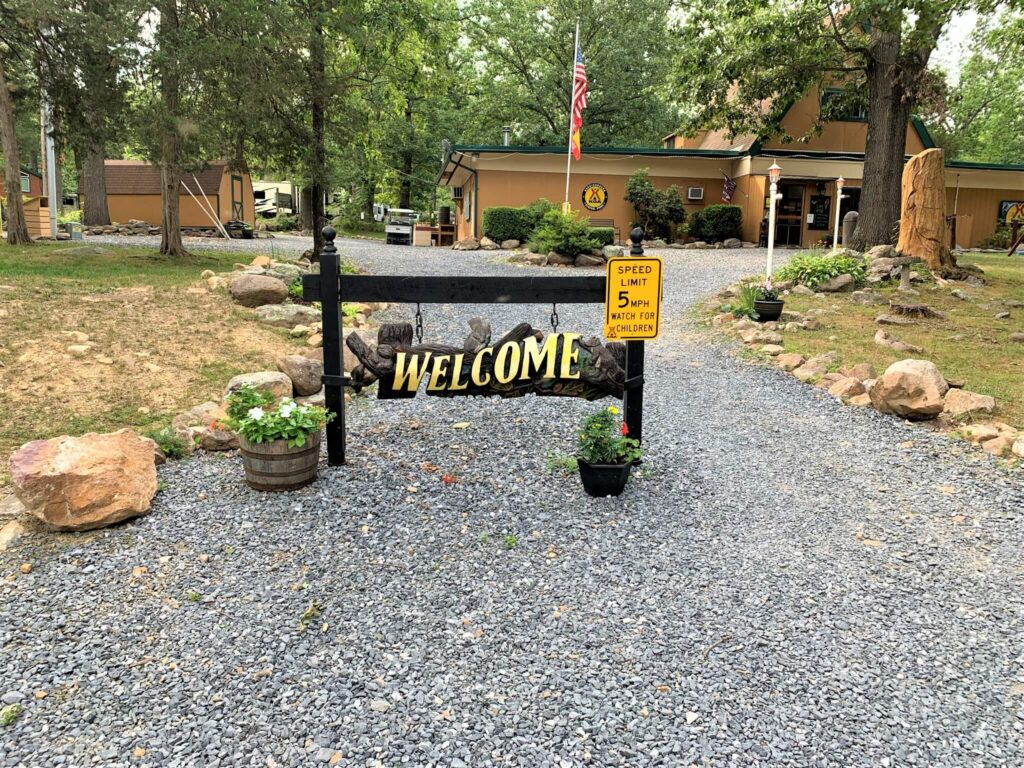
[238,432,322,491]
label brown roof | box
[78,160,227,195]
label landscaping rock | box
[1013,438,1024,458]
[229,274,288,307]
[680,241,709,250]
[722,237,742,248]
[869,359,948,419]
[574,253,604,267]
[1010,332,1024,344]
[850,290,887,306]
[254,304,320,328]
[343,328,376,373]
[981,436,1013,456]
[711,312,734,328]
[546,252,574,266]
[874,329,923,354]
[828,377,867,399]
[995,311,1010,319]
[876,314,915,326]
[760,344,784,356]
[943,389,995,419]
[8,429,157,531]
[951,289,970,301]
[199,427,239,451]
[479,237,499,251]
[791,353,836,383]
[865,244,897,262]
[840,363,877,382]
[818,274,856,293]
[224,371,293,401]
[500,239,520,250]
[524,253,548,266]
[775,353,805,372]
[648,239,668,248]
[602,245,624,258]
[739,329,783,345]
[452,237,480,251]
[791,285,815,296]
[848,393,873,407]
[296,388,326,407]
[276,355,324,397]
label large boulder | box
[943,389,995,419]
[818,273,856,293]
[865,244,897,262]
[546,252,574,266]
[602,245,624,259]
[500,239,521,250]
[276,354,324,396]
[254,303,320,328]
[229,274,288,307]
[8,429,158,530]
[452,237,480,251]
[869,359,948,419]
[478,236,499,250]
[575,253,604,267]
[224,371,293,401]
[722,237,742,248]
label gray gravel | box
[2,242,1023,768]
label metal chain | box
[414,302,424,344]
[550,303,559,333]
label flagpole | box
[563,19,580,210]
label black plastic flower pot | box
[754,299,784,322]
[577,459,632,497]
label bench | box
[588,218,620,242]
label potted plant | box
[753,278,784,322]
[576,405,642,497]
[226,385,332,491]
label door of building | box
[775,183,804,246]
[231,175,244,221]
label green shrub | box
[483,198,557,243]
[145,426,190,460]
[689,204,742,243]
[57,209,82,225]
[528,209,600,258]
[483,207,535,242]
[624,169,686,239]
[978,225,1011,249]
[267,213,299,231]
[588,227,614,246]
[723,282,762,320]
[775,251,866,288]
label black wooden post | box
[623,227,645,443]
[318,226,346,465]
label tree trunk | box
[361,172,375,219]
[849,28,910,251]
[158,0,187,256]
[82,142,110,226]
[0,55,32,245]
[299,186,314,231]
[398,99,414,209]
[896,148,958,273]
[308,8,327,256]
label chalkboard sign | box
[808,195,831,230]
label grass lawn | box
[0,242,304,487]
[742,253,1024,427]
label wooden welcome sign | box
[303,227,648,465]
[346,321,626,400]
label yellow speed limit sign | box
[603,257,663,340]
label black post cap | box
[629,227,644,256]
[322,225,337,242]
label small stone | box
[19,563,32,574]
[369,699,391,713]
[760,344,784,356]
[818,273,855,293]
[132,748,147,759]
[791,285,815,296]
[67,344,92,356]
[775,353,806,372]
[951,288,970,301]
[307,333,323,347]
[828,377,866,399]
[876,314,915,326]
[1010,332,1024,343]
[685,711,700,724]
[995,311,1010,319]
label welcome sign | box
[345,321,627,401]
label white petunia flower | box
[279,401,296,418]
[247,407,265,420]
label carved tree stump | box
[896,148,958,275]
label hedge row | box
[482,207,537,243]
[689,204,742,243]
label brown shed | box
[0,168,51,238]
[77,160,254,228]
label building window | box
[820,88,867,122]
[20,172,30,193]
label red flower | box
[620,422,629,436]
[442,474,457,485]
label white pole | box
[193,173,230,238]
[831,178,845,253]
[766,180,778,277]
[563,19,580,211]
[42,98,58,238]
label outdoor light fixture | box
[765,163,783,276]
[502,126,511,146]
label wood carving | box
[896,148,959,275]
[346,319,627,400]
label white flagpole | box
[563,19,580,211]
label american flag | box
[570,43,588,160]
[722,173,737,202]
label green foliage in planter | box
[588,227,615,246]
[775,251,866,288]
[978,225,1012,249]
[689,204,742,243]
[721,282,762,320]
[528,209,600,258]
[226,386,331,447]
[624,168,686,239]
[144,426,190,460]
[577,406,641,465]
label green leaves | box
[775,251,866,288]
[225,386,331,447]
[624,169,686,239]
[528,209,600,258]
[577,406,642,465]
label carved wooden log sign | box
[346,319,626,400]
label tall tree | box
[672,0,1015,251]
[0,49,31,244]
[460,0,678,146]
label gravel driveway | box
[3,242,1023,768]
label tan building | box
[0,167,51,239]
[438,87,1024,249]
[77,160,254,228]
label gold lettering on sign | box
[471,348,493,386]
[493,343,522,384]
[427,356,450,391]
[520,334,560,380]
[448,353,469,391]
[559,333,581,378]
[394,352,433,391]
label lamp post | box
[765,162,782,277]
[831,176,846,253]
